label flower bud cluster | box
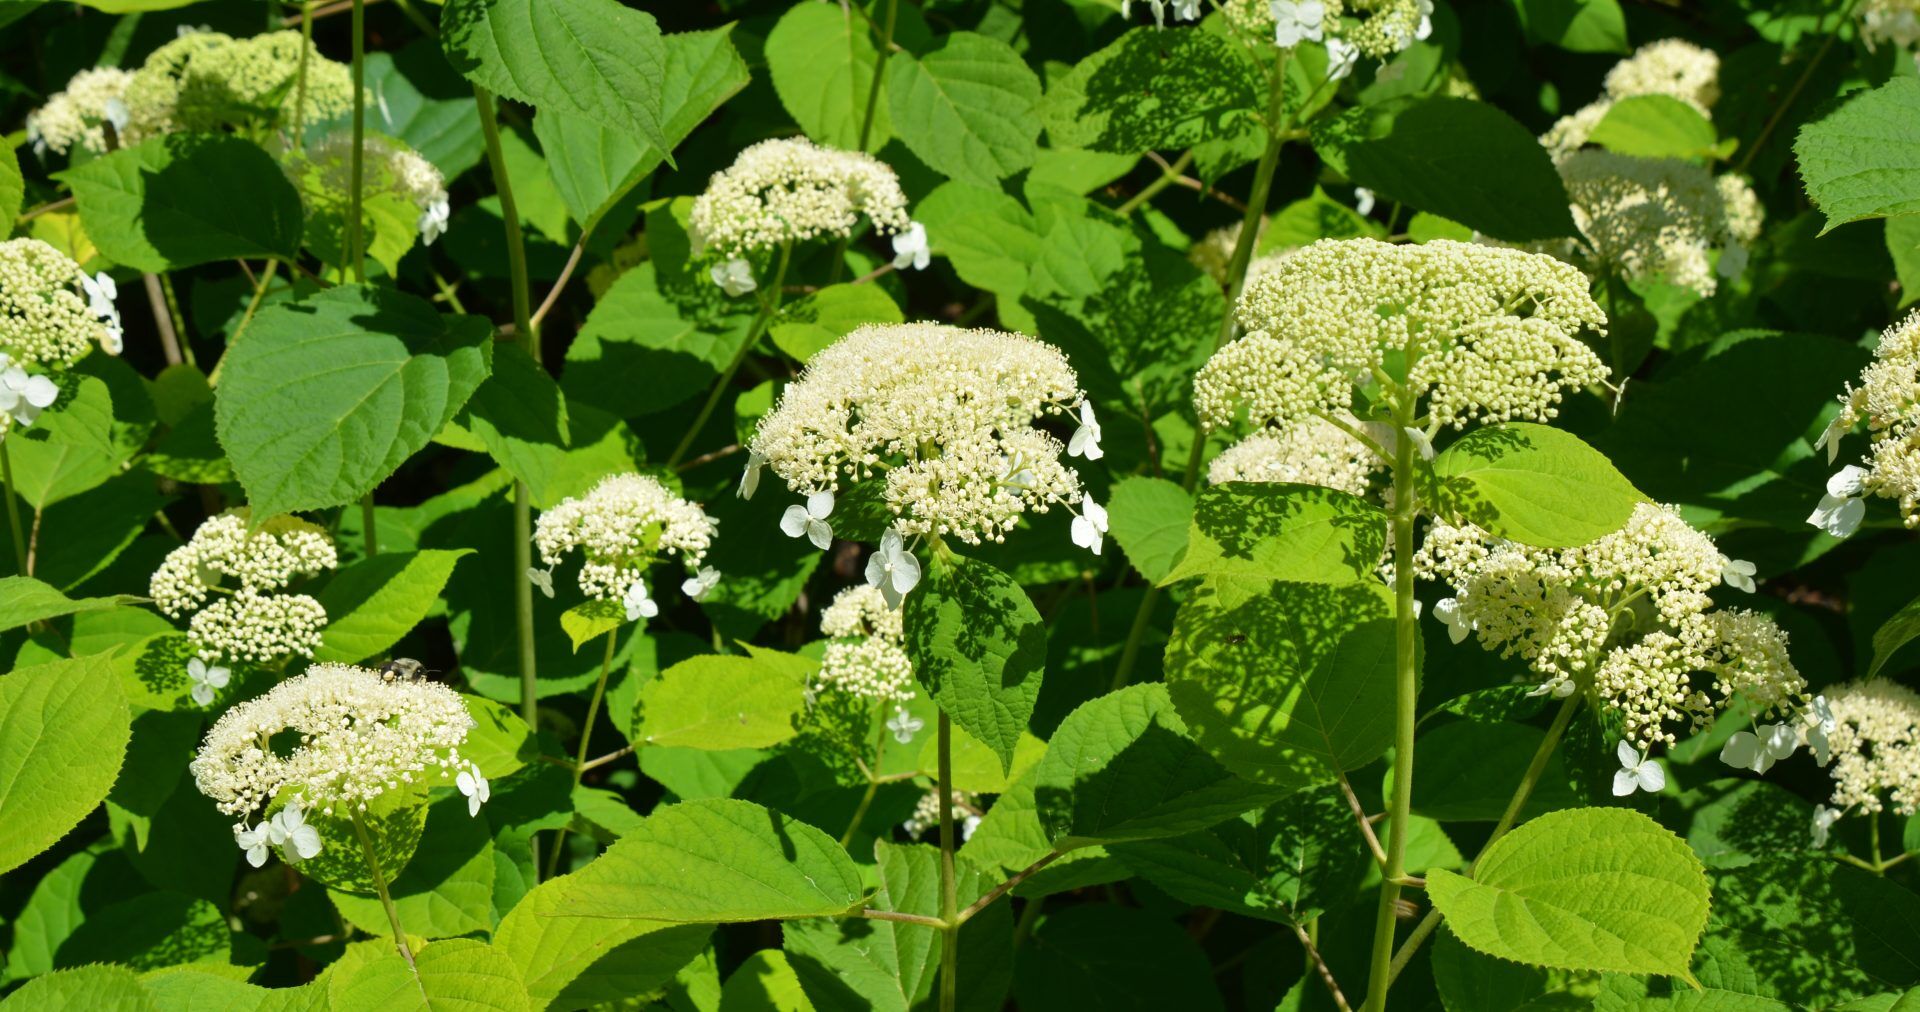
[25,68,135,156]
[149,511,338,664]
[533,473,717,602]
[816,586,916,703]
[1224,0,1432,60]
[1206,417,1379,495]
[1861,0,1920,52]
[1541,39,1720,158]
[1557,151,1760,298]
[688,137,911,257]
[123,30,353,143]
[1819,680,1920,816]
[1821,310,1920,528]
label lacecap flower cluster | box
[1558,152,1762,298]
[122,29,353,144]
[149,511,337,669]
[689,137,912,259]
[0,238,121,428]
[1816,680,1920,818]
[1811,309,1920,534]
[533,473,718,619]
[816,585,917,703]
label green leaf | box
[0,965,154,1011]
[1161,483,1386,586]
[1033,684,1290,849]
[55,134,303,272]
[884,32,1042,186]
[1322,97,1578,242]
[0,653,130,875]
[458,343,573,502]
[632,648,812,751]
[1795,78,1920,232]
[914,182,1043,302]
[215,284,493,518]
[55,891,229,970]
[295,782,432,894]
[316,549,472,663]
[1105,477,1192,585]
[1697,858,1920,1005]
[559,599,626,655]
[1044,27,1263,155]
[1590,95,1724,161]
[6,375,129,508]
[719,950,815,1012]
[1889,215,1920,309]
[1401,719,1577,822]
[365,48,486,182]
[1618,994,1796,1012]
[764,1,892,152]
[1164,577,1401,789]
[770,284,904,364]
[1429,927,1585,1012]
[441,0,672,156]
[326,937,534,1011]
[1015,904,1223,1012]
[542,798,866,922]
[1432,422,1643,548]
[1869,589,1920,677]
[561,258,752,419]
[902,555,1047,775]
[0,576,134,634]
[329,795,498,940]
[0,140,21,231]
[1514,0,1629,53]
[462,694,534,780]
[496,875,712,1011]
[1427,806,1710,978]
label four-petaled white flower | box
[1354,186,1376,217]
[1720,723,1798,774]
[891,221,930,271]
[187,656,231,707]
[781,491,835,550]
[887,706,924,744]
[711,258,757,297]
[457,762,490,817]
[1326,36,1360,80]
[1432,597,1469,645]
[1270,0,1326,47]
[1806,465,1868,538]
[419,200,451,246]
[1810,804,1839,847]
[682,566,721,601]
[1068,400,1103,461]
[235,822,271,868]
[1812,414,1848,465]
[526,566,555,599]
[1402,426,1436,461]
[1070,499,1109,556]
[0,357,59,428]
[1721,558,1757,593]
[1525,676,1577,699]
[865,529,922,609]
[269,803,323,862]
[1612,740,1665,796]
[102,97,130,132]
[739,451,766,500]
[1805,694,1836,766]
[624,579,659,623]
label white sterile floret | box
[1557,151,1761,297]
[623,580,659,623]
[456,762,490,817]
[1818,680,1920,817]
[887,705,925,744]
[688,137,911,258]
[781,491,836,551]
[682,566,722,602]
[1810,804,1840,847]
[187,657,231,708]
[533,472,718,603]
[26,68,136,157]
[1613,740,1665,796]
[892,221,931,271]
[1124,0,1201,28]
[1195,238,1607,434]
[0,239,119,396]
[191,662,476,821]
[817,585,917,704]
[1271,0,1327,46]
[1814,310,1920,530]
[712,258,756,297]
[1540,39,1720,159]
[1071,499,1108,556]
[1416,502,1808,750]
[864,528,922,609]
[269,802,323,862]
[748,323,1094,545]
[1720,721,1799,774]
[1224,0,1426,60]
[287,131,451,246]
[1206,416,1381,495]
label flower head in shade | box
[122,30,352,143]
[1817,680,1920,817]
[149,511,338,666]
[25,68,135,157]
[747,323,1095,545]
[1812,309,1920,531]
[688,137,911,259]
[533,472,718,605]
[1222,0,1428,59]
[902,790,981,840]
[1557,151,1762,297]
[817,585,917,703]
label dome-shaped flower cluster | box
[149,511,338,667]
[1817,680,1920,817]
[1417,502,1804,750]
[190,661,475,820]
[122,30,353,144]
[533,473,718,608]
[688,137,912,258]
[286,130,452,247]
[1194,238,1608,435]
[1812,310,1920,533]
[816,585,916,703]
[1541,39,1720,158]
[1558,152,1762,298]
[746,323,1100,548]
[25,68,135,157]
[1207,417,1380,495]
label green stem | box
[0,439,25,576]
[292,0,314,138]
[232,260,281,346]
[159,274,193,368]
[361,493,378,558]
[475,88,537,353]
[1871,816,1884,874]
[142,274,184,367]
[546,627,620,878]
[1734,0,1859,176]
[667,242,793,469]
[353,814,415,968]
[347,0,367,283]
[841,778,880,850]
[1109,585,1159,692]
[1116,150,1195,217]
[937,713,959,1012]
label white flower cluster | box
[1207,417,1379,495]
[0,238,121,395]
[1194,238,1608,435]
[1541,39,1720,159]
[746,323,1104,550]
[533,473,718,613]
[902,789,981,841]
[122,30,353,143]
[816,585,917,703]
[1861,0,1920,53]
[25,68,135,157]
[1418,502,1804,750]
[290,131,452,246]
[1225,0,1433,70]
[1122,0,1201,29]
[190,662,476,821]
[1558,152,1762,297]
[1817,680,1920,817]
[688,137,912,258]
[149,511,337,667]
[1811,309,1920,534]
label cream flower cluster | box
[25,68,135,157]
[533,473,717,604]
[1861,0,1920,53]
[1194,238,1608,434]
[746,323,1097,546]
[1541,39,1720,158]
[1558,152,1762,297]
[1811,310,1920,532]
[289,130,452,245]
[816,586,916,703]
[1225,0,1433,65]
[149,511,337,665]
[1417,503,1804,749]
[122,30,353,143]
[1818,680,1920,816]
[1207,417,1379,495]
[903,790,981,841]
[0,240,121,428]
[688,137,912,258]
[190,662,475,819]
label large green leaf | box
[1105,477,1192,585]
[1514,0,1628,53]
[1869,590,1920,678]
[215,284,493,518]
[6,375,128,508]
[1164,576,1401,788]
[0,654,130,875]
[914,182,1043,303]
[496,875,712,1011]
[1161,482,1385,586]
[764,1,892,151]
[561,259,752,419]
[631,648,812,751]
[1033,683,1289,849]
[54,891,228,970]
[1795,78,1920,233]
[1427,807,1710,979]
[544,799,865,922]
[316,549,472,663]
[769,284,903,364]
[56,134,303,272]
[365,48,485,182]
[0,576,134,634]
[1432,422,1643,548]
[441,0,671,155]
[1044,27,1263,155]
[1696,859,1920,1005]
[884,32,1041,186]
[903,555,1047,775]
[1590,95,1725,161]
[0,965,154,1010]
[326,937,534,1011]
